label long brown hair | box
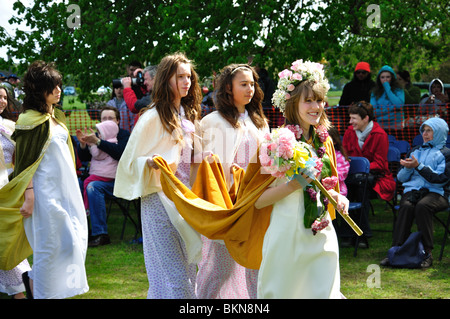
[214,64,267,129]
[372,70,402,99]
[22,60,63,114]
[0,86,15,121]
[284,80,330,129]
[145,52,202,139]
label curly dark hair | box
[22,60,63,114]
[214,64,267,129]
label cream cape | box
[0,109,74,270]
[113,107,203,263]
[113,107,182,200]
[199,111,269,190]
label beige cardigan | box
[199,111,269,190]
[113,107,182,200]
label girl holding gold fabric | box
[0,61,89,299]
[195,64,269,299]
[254,60,348,298]
[114,53,202,299]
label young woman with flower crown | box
[255,60,349,299]
[114,53,202,299]
[194,64,269,299]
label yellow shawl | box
[155,154,275,269]
[0,108,74,270]
[154,137,339,270]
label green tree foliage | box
[0,0,448,96]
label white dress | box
[24,124,89,299]
[257,178,341,299]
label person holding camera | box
[381,118,450,268]
[122,65,157,115]
[419,78,449,117]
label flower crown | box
[272,59,330,114]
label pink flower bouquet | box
[259,126,363,236]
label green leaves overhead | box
[0,0,447,96]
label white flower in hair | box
[272,59,330,114]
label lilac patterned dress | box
[196,112,260,299]
[0,117,32,296]
[140,117,197,299]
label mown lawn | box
[2,198,447,300]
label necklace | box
[286,124,332,231]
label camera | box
[112,71,144,88]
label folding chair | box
[434,207,450,261]
[387,146,401,228]
[391,140,411,158]
[347,156,371,257]
[388,134,396,144]
[412,134,423,147]
[392,179,450,262]
[106,195,141,240]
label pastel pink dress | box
[196,111,265,299]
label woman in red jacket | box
[341,101,396,245]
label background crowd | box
[0,57,448,299]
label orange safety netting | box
[323,103,450,146]
[11,103,450,147]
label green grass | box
[338,200,450,299]
[327,90,342,106]
[63,95,87,110]
[2,199,448,299]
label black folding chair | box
[434,207,450,261]
[106,195,141,240]
[391,140,411,159]
[347,156,371,257]
[386,146,401,228]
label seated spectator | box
[419,78,449,115]
[339,61,375,106]
[76,106,130,247]
[381,118,450,268]
[82,120,119,212]
[329,126,350,196]
[107,84,135,132]
[370,65,405,130]
[397,70,421,105]
[122,65,157,114]
[341,101,396,245]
